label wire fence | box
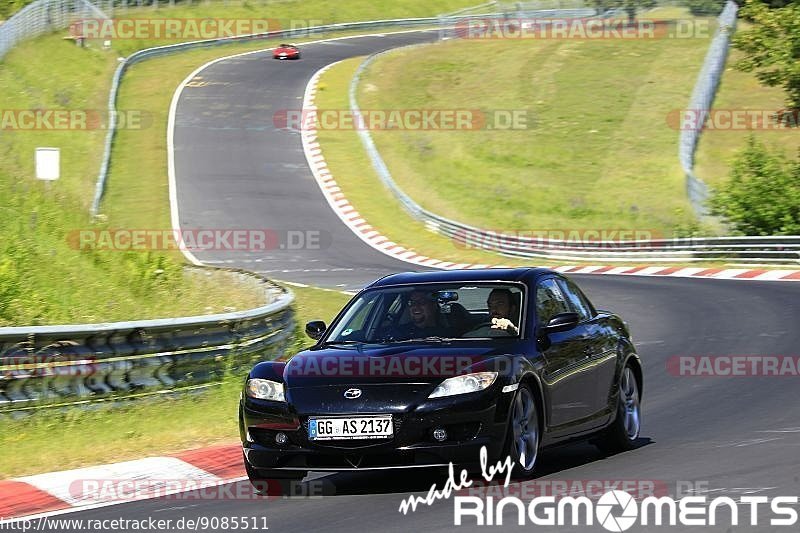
[679,0,738,217]
[0,0,109,60]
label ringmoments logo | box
[453,489,800,528]
[397,447,800,529]
[596,490,638,532]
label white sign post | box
[35,148,60,190]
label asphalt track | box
[170,30,441,291]
[66,31,800,532]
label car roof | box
[365,267,555,288]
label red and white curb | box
[299,65,800,283]
[300,62,495,273]
[0,444,244,521]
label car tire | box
[594,364,641,454]
[502,383,540,479]
[243,454,306,496]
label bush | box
[709,137,800,235]
[684,0,726,15]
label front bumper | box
[240,393,510,472]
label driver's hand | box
[491,318,518,333]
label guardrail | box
[0,269,295,414]
[347,35,800,266]
[679,0,738,217]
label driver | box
[391,290,450,340]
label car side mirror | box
[305,320,326,340]
[543,312,580,333]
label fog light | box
[432,427,447,442]
[275,432,288,445]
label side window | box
[556,278,594,321]
[535,278,570,325]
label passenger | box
[463,288,520,337]
[487,288,519,334]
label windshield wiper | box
[320,340,365,346]
[392,336,459,344]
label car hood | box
[282,344,512,388]
[278,345,514,415]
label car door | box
[556,277,619,419]
[536,277,603,431]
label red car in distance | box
[273,44,300,60]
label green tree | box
[709,137,800,235]
[754,0,796,8]
[0,0,33,19]
[733,0,800,110]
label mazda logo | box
[343,388,362,399]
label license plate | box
[308,416,393,440]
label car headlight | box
[246,378,285,402]
[428,372,498,398]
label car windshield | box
[324,282,524,344]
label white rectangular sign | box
[35,147,60,181]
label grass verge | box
[0,283,350,478]
[314,58,534,267]
[312,22,757,268]
[0,34,265,325]
[353,11,714,237]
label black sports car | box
[239,268,642,490]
